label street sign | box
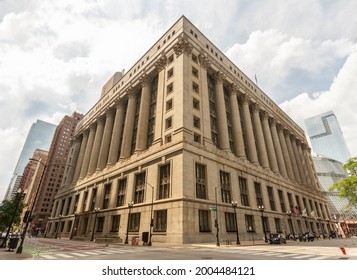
[210,207,217,212]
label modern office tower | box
[304,111,351,164]
[28,112,84,236]
[50,16,331,244]
[3,120,56,201]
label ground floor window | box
[129,213,141,232]
[199,210,211,232]
[245,215,255,232]
[96,217,105,232]
[111,215,120,232]
[225,212,236,232]
[154,209,167,232]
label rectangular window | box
[165,117,172,129]
[192,67,198,78]
[193,116,200,128]
[167,83,173,94]
[111,215,120,232]
[168,54,174,64]
[82,191,88,212]
[129,213,141,232]
[166,99,173,111]
[225,212,236,232]
[278,190,286,213]
[73,194,79,214]
[192,53,198,63]
[193,98,200,110]
[154,209,167,232]
[134,173,146,204]
[254,182,263,207]
[167,68,174,79]
[274,218,282,233]
[159,164,170,199]
[193,133,201,143]
[287,193,294,211]
[245,215,255,232]
[199,210,210,232]
[96,217,105,232]
[192,82,199,93]
[102,183,111,209]
[195,164,207,199]
[267,186,276,211]
[220,171,231,203]
[90,189,97,211]
[116,179,126,207]
[239,176,249,207]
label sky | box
[1,0,356,201]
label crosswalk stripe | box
[292,255,310,259]
[55,253,72,258]
[40,254,57,259]
[70,252,88,257]
[309,256,328,260]
[82,251,98,255]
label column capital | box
[140,74,152,87]
[173,34,193,57]
[270,117,278,127]
[115,98,125,108]
[250,102,261,112]
[198,53,211,69]
[239,93,250,104]
[213,71,226,84]
[227,83,239,96]
[154,52,167,72]
[126,87,136,99]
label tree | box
[0,195,25,232]
[329,157,357,208]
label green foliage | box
[0,195,25,232]
[329,157,357,208]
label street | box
[2,237,356,260]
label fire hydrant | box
[339,246,347,255]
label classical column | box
[251,103,269,169]
[198,53,212,145]
[73,131,88,183]
[261,112,279,173]
[285,131,301,183]
[304,147,318,189]
[107,100,125,165]
[297,141,310,186]
[240,94,258,164]
[291,137,305,185]
[270,119,287,177]
[88,117,105,174]
[65,138,81,185]
[228,85,246,158]
[214,72,230,151]
[135,75,152,152]
[97,109,115,170]
[79,124,96,178]
[277,124,295,180]
[120,90,137,159]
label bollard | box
[339,246,347,255]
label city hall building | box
[48,16,332,244]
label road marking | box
[70,252,88,257]
[40,254,57,259]
[309,256,329,260]
[283,253,301,258]
[292,255,310,259]
[55,253,73,258]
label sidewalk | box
[0,248,33,260]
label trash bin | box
[8,237,19,251]
[142,232,149,243]
[131,236,139,245]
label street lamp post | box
[0,189,25,248]
[55,215,63,239]
[214,185,220,246]
[16,158,46,254]
[124,202,134,244]
[258,205,268,243]
[231,201,240,245]
[145,182,154,246]
[286,210,295,239]
[90,208,100,241]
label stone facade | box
[49,16,332,244]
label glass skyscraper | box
[304,111,351,163]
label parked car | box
[306,232,315,241]
[269,233,287,244]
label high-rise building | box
[29,112,83,236]
[50,16,331,244]
[3,120,56,201]
[304,111,351,163]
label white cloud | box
[279,45,357,157]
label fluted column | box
[135,75,152,152]
[88,117,105,174]
[252,103,269,169]
[240,94,258,164]
[285,131,301,182]
[65,138,81,185]
[297,141,310,186]
[304,146,318,189]
[277,124,295,180]
[270,119,287,177]
[97,109,115,170]
[291,137,305,185]
[80,124,96,178]
[107,100,125,165]
[73,131,88,183]
[228,85,246,158]
[261,112,279,173]
[120,90,137,159]
[214,72,230,151]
